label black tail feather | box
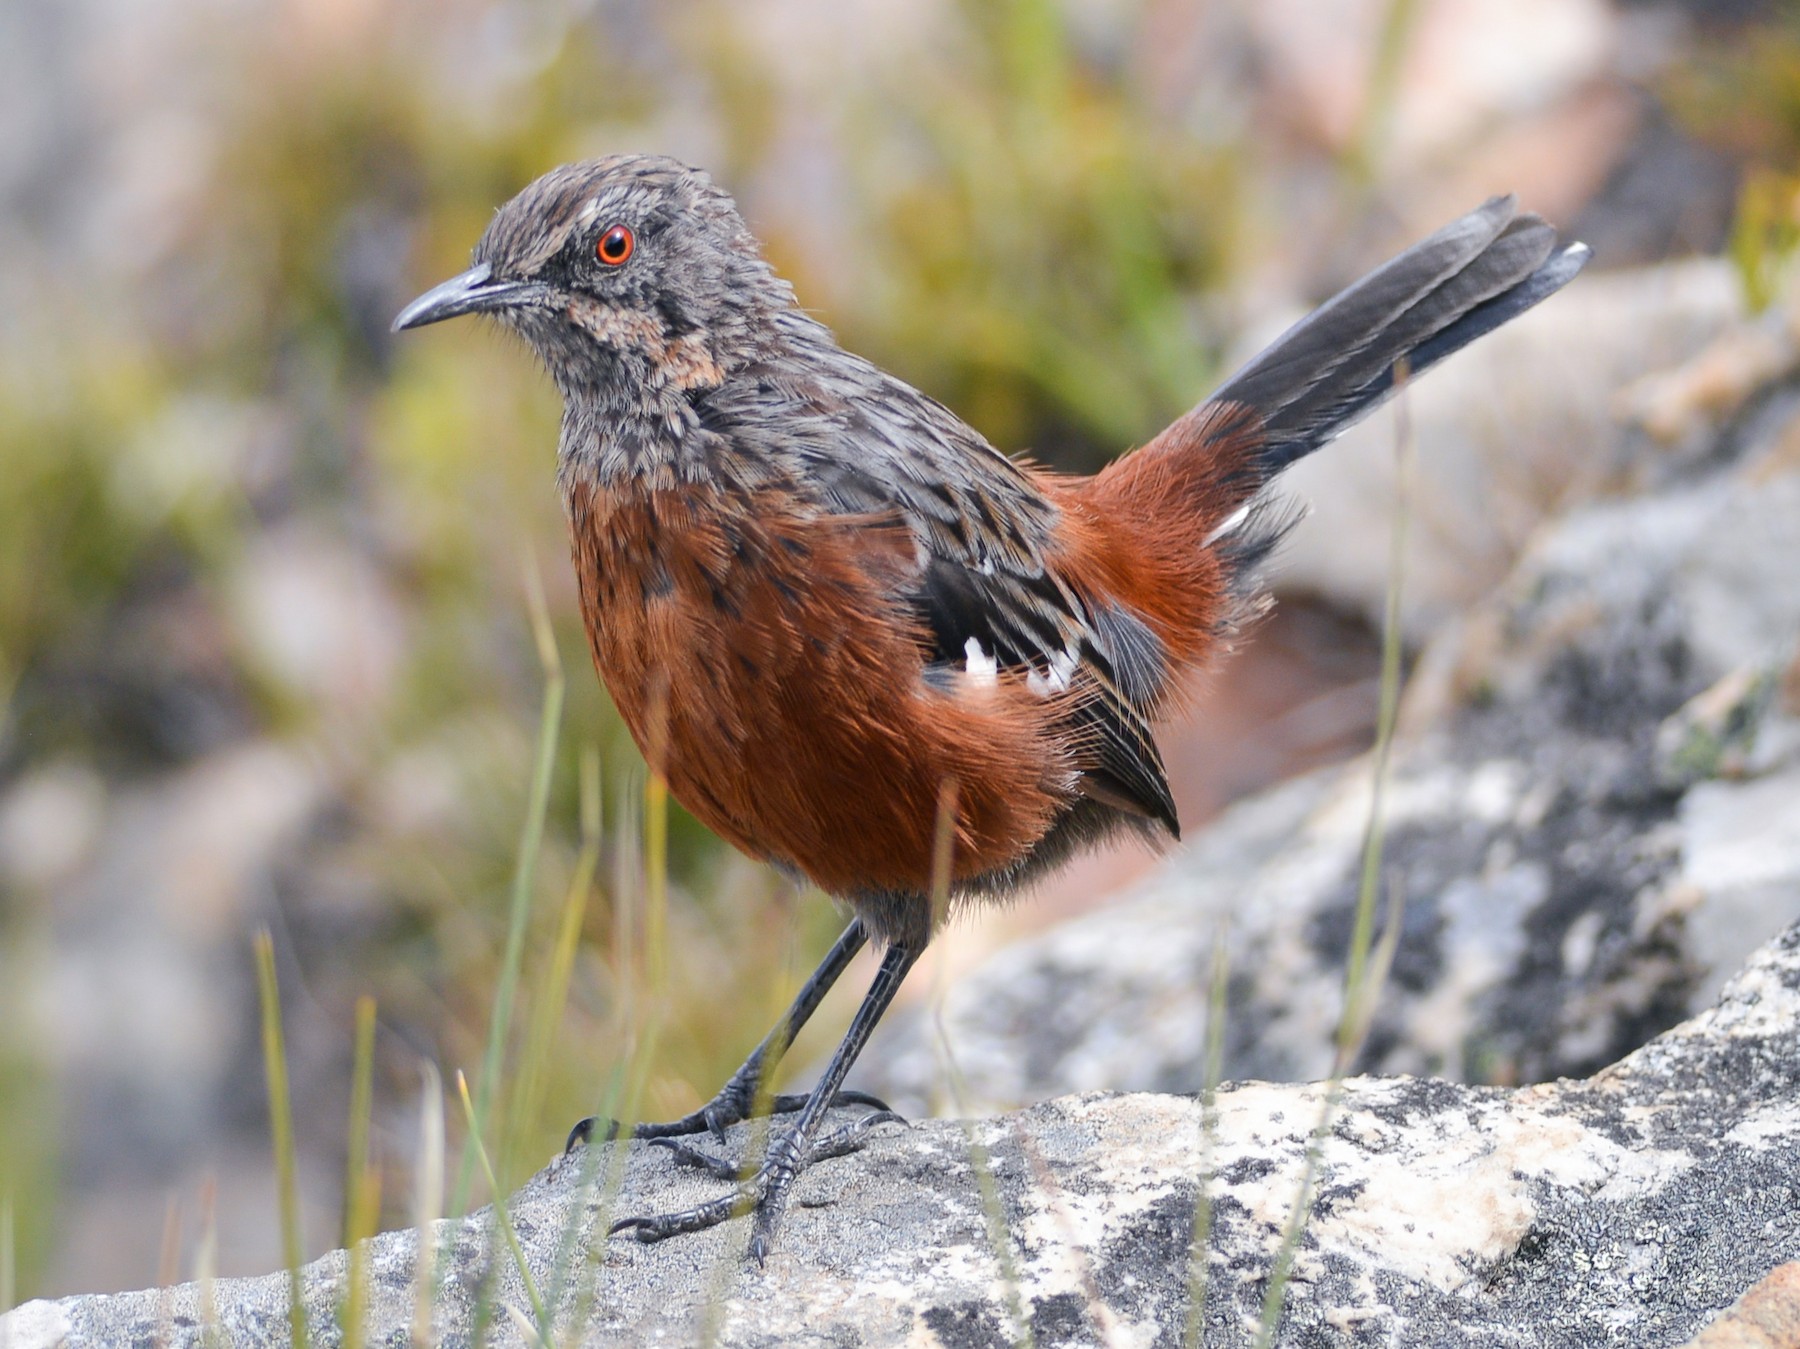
[1210,197,1591,476]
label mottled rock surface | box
[6,922,1800,1347]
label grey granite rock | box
[6,921,1800,1347]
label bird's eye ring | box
[597,224,635,267]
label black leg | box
[609,937,921,1263]
[564,919,884,1151]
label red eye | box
[597,224,634,266]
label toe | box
[651,1136,743,1180]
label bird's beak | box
[392,262,542,332]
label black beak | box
[392,263,542,332]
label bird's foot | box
[563,1078,892,1153]
[650,1109,906,1180]
[610,1108,904,1262]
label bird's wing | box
[699,349,1179,836]
[904,539,1180,838]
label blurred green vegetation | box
[842,0,1239,464]
[0,975,55,1296]
[0,0,1249,1290]
[1665,10,1800,312]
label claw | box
[704,1102,734,1147]
[563,1115,625,1154]
[608,1179,764,1243]
[829,1088,895,1115]
[650,1135,745,1181]
[764,1087,896,1119]
[571,1086,897,1148]
[806,1109,905,1163]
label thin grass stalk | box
[254,930,309,1349]
[612,784,639,1034]
[616,679,672,1134]
[196,1177,222,1349]
[1346,0,1423,186]
[158,1194,181,1287]
[1253,885,1407,1348]
[946,1086,1032,1349]
[694,1222,751,1349]
[926,783,1035,1348]
[1,1193,13,1324]
[157,1195,181,1348]
[544,1118,628,1344]
[559,717,676,1334]
[344,997,378,1244]
[682,743,757,1349]
[457,1072,552,1342]
[1339,366,1413,1070]
[1015,1133,1119,1345]
[456,556,565,1216]
[1182,925,1231,1349]
[552,795,656,1336]
[341,995,380,1349]
[642,677,671,1005]
[412,1063,445,1349]
[505,747,602,1187]
[1253,365,1415,1347]
[606,788,660,1134]
[500,1303,552,1347]
[513,749,602,1340]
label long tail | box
[1213,194,1590,475]
[1074,196,1588,692]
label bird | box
[394,154,1589,1262]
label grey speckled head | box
[394,155,797,398]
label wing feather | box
[693,332,1181,840]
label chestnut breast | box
[563,476,1072,916]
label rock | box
[0,1299,70,1349]
[8,920,1800,1347]
[1680,1263,1800,1349]
[858,348,1800,1118]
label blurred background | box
[0,0,1793,1297]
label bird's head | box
[394,156,790,398]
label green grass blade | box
[612,707,672,1137]
[1183,925,1230,1348]
[412,1062,445,1349]
[926,781,1034,1347]
[643,737,669,1004]
[1,1192,14,1318]
[196,1177,222,1349]
[500,1302,552,1348]
[544,1118,629,1344]
[505,747,601,1187]
[455,555,565,1215]
[344,996,378,1243]
[1255,366,1415,1347]
[1345,0,1423,184]
[341,995,380,1349]
[254,929,310,1349]
[457,1072,552,1344]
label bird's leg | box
[607,937,920,1263]
[564,919,885,1151]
